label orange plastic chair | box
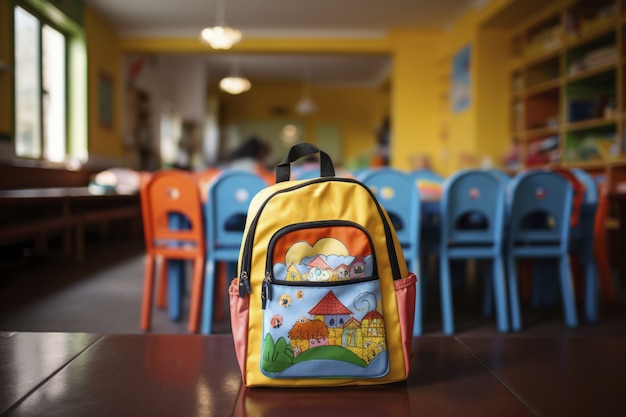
[593,180,615,302]
[140,169,206,333]
[138,171,168,309]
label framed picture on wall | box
[98,72,113,127]
[451,44,471,113]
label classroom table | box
[0,187,141,262]
[1,332,624,416]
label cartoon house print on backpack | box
[270,223,375,282]
[290,290,386,358]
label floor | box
[0,232,625,338]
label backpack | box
[229,143,417,387]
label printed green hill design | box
[262,334,367,373]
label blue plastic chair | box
[408,169,444,246]
[526,167,596,319]
[201,169,268,334]
[358,168,422,335]
[481,168,512,316]
[506,169,578,331]
[408,170,444,303]
[439,169,509,335]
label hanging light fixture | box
[219,57,251,95]
[295,64,316,115]
[200,0,242,50]
[219,76,251,94]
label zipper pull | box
[239,271,252,297]
[261,273,272,309]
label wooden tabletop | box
[1,332,624,416]
[0,187,138,201]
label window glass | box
[14,6,41,159]
[42,24,66,162]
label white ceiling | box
[83,0,485,86]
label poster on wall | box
[451,44,471,113]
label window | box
[14,5,67,163]
[13,1,87,166]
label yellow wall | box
[389,30,442,171]
[84,7,124,159]
[424,0,514,175]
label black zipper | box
[238,177,401,297]
[261,274,379,309]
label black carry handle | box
[276,143,335,183]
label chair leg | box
[187,257,205,334]
[594,228,614,302]
[584,260,599,323]
[156,257,167,309]
[594,189,615,302]
[168,260,185,322]
[558,255,578,328]
[201,259,216,334]
[141,255,155,331]
[492,257,509,333]
[507,256,522,332]
[439,254,454,335]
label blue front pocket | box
[260,278,390,379]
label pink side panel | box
[394,272,417,378]
[229,279,250,385]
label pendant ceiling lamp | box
[200,0,242,50]
[219,57,251,95]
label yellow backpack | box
[229,143,417,387]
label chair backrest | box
[141,169,205,252]
[549,167,586,227]
[507,169,573,247]
[205,169,268,250]
[440,169,505,247]
[568,168,600,246]
[358,168,420,250]
[570,168,598,206]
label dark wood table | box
[1,333,624,416]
